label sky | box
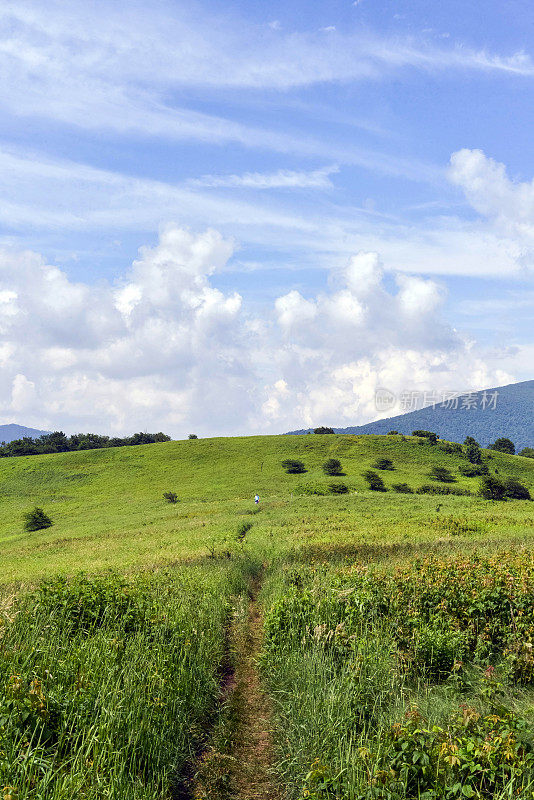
[0,0,533,437]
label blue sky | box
[0,0,532,436]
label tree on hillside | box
[282,459,306,474]
[188,434,198,439]
[504,479,531,500]
[372,458,394,470]
[464,439,483,464]
[322,458,343,476]
[363,470,387,491]
[23,507,53,532]
[479,475,506,501]
[519,447,534,459]
[429,466,455,483]
[314,427,335,434]
[489,438,516,455]
[412,430,438,444]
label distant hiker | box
[254,494,260,505]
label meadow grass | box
[0,434,533,583]
[1,433,534,798]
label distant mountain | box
[0,424,50,444]
[287,380,534,451]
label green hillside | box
[1,433,533,583]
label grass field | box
[1,432,534,799]
[1,433,533,582]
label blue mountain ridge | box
[0,424,51,444]
[286,380,534,451]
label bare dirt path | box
[193,575,280,800]
[228,580,280,800]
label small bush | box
[313,426,335,434]
[479,475,506,500]
[416,484,471,496]
[281,459,306,474]
[163,491,178,503]
[23,507,53,532]
[363,470,387,491]
[372,457,394,470]
[428,465,455,483]
[328,482,349,494]
[236,521,252,542]
[188,433,198,439]
[412,429,438,444]
[438,441,462,454]
[391,483,413,493]
[458,463,489,477]
[504,479,531,500]
[387,430,399,435]
[322,458,342,476]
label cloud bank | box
[0,227,513,436]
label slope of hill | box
[288,380,534,450]
[0,423,50,443]
[0,433,533,583]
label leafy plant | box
[322,458,343,476]
[428,465,455,483]
[391,483,413,493]
[362,470,387,491]
[282,459,306,474]
[372,457,394,470]
[479,475,506,500]
[504,478,531,500]
[23,507,53,532]
[163,491,178,503]
[328,482,349,494]
[489,437,515,454]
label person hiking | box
[254,493,259,505]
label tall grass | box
[0,558,256,799]
[260,557,534,799]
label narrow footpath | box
[192,575,280,800]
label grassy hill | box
[1,433,533,583]
[2,433,534,799]
[288,379,534,450]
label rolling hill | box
[288,380,534,450]
[0,423,50,444]
[0,433,532,583]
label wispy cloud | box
[190,166,339,190]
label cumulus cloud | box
[449,148,534,269]
[0,229,514,436]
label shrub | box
[428,465,455,483]
[188,433,198,439]
[416,484,471,496]
[236,521,252,542]
[23,507,53,532]
[504,479,531,500]
[281,459,306,474]
[519,447,534,459]
[438,441,462,454]
[391,483,413,493]
[412,624,468,679]
[387,430,399,435]
[489,437,515,454]
[479,475,506,500]
[163,491,178,503]
[295,483,330,496]
[458,463,488,477]
[322,458,342,476]
[328,482,348,494]
[313,426,335,434]
[412,430,438,444]
[372,457,394,470]
[363,470,386,491]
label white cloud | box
[0,231,514,436]
[190,166,338,190]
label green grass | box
[1,432,534,798]
[0,434,533,583]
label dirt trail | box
[193,575,280,800]
[228,581,280,800]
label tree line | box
[0,430,171,458]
